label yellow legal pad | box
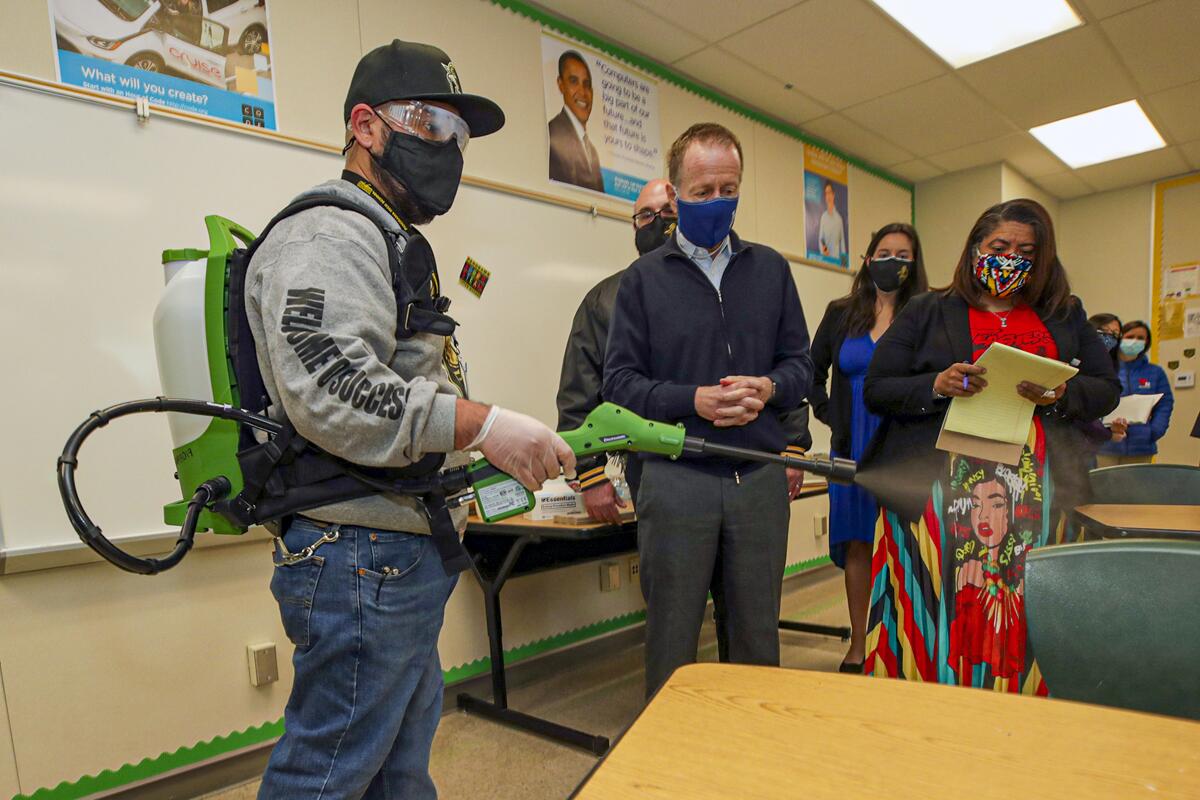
[944,342,1079,444]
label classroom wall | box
[0,0,911,794]
[1002,163,1060,221]
[914,163,1004,285]
[1056,183,1154,325]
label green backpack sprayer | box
[56,202,856,577]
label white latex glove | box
[468,407,576,491]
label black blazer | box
[808,300,855,455]
[548,109,603,192]
[861,291,1120,520]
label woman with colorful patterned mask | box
[856,198,1121,694]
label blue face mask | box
[1119,338,1146,357]
[1096,331,1118,352]
[676,195,738,249]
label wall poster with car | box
[49,0,277,130]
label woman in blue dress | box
[808,223,928,672]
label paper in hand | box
[942,342,1079,446]
[1103,393,1163,426]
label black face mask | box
[866,256,912,293]
[634,215,676,255]
[371,123,464,219]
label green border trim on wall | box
[15,557,831,799]
[13,720,284,800]
[489,0,913,193]
[784,554,832,578]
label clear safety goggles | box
[376,101,471,152]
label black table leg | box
[778,619,851,640]
[456,533,611,756]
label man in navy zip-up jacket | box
[604,123,812,698]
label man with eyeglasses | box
[555,178,675,524]
[247,40,574,798]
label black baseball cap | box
[344,39,505,137]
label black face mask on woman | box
[634,214,676,255]
[865,256,912,293]
[371,124,464,219]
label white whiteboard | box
[0,81,852,555]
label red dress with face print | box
[866,302,1070,694]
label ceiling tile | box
[1181,139,1200,170]
[802,114,914,168]
[958,26,1138,129]
[1101,0,1200,93]
[890,159,944,183]
[1073,146,1190,191]
[927,133,1066,177]
[539,0,707,63]
[1144,79,1200,143]
[1031,171,1097,199]
[1074,0,1157,19]
[628,0,801,42]
[672,48,829,126]
[720,0,946,110]
[842,75,1017,158]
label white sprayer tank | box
[153,248,215,449]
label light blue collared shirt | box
[675,228,733,292]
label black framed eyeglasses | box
[632,206,677,227]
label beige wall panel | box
[1155,177,1200,464]
[268,0,362,145]
[849,166,914,263]
[0,662,19,798]
[657,82,759,241]
[753,125,807,257]
[0,0,55,79]
[0,545,289,792]
[915,163,1004,285]
[1057,183,1154,323]
[788,263,853,457]
[1001,164,1060,223]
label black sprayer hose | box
[56,397,281,575]
[681,437,858,485]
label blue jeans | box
[259,518,458,799]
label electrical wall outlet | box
[628,555,640,580]
[600,561,622,592]
[1174,370,1195,389]
[247,643,278,687]
[813,514,828,539]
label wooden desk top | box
[574,664,1200,800]
[1076,504,1200,535]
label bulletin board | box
[1151,172,1200,463]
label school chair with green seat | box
[1025,538,1200,720]
[1088,463,1200,506]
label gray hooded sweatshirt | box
[246,178,468,533]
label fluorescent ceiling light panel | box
[1029,101,1166,168]
[870,0,1081,67]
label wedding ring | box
[1041,389,1056,398]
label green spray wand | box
[460,402,856,523]
[57,399,854,574]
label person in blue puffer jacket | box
[1097,319,1174,466]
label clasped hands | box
[695,375,773,428]
[933,363,1066,406]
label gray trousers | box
[637,459,790,698]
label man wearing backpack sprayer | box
[247,40,574,798]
